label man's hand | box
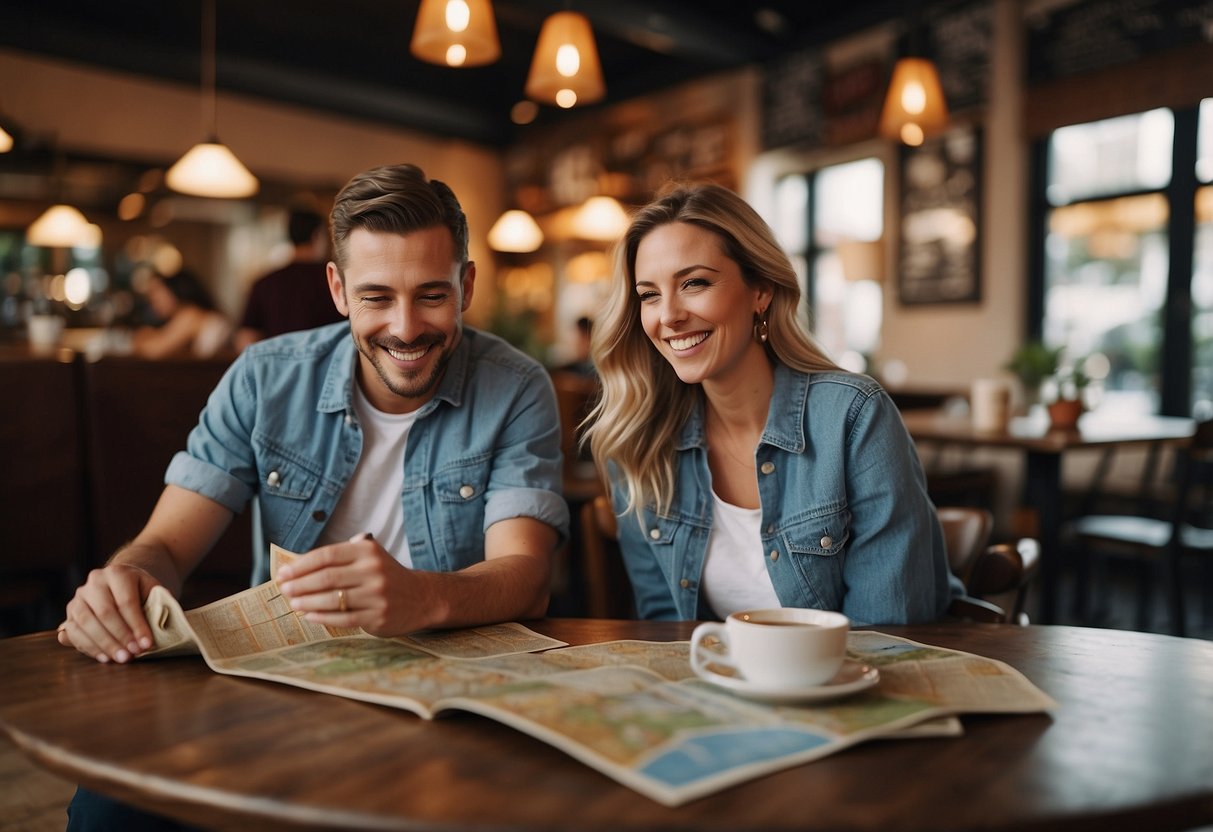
[57,563,162,663]
[277,534,436,636]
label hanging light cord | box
[201,0,218,141]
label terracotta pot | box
[1047,398,1083,430]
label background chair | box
[579,495,633,619]
[83,356,253,607]
[938,506,1039,624]
[0,354,87,634]
[1071,420,1213,636]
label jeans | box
[66,786,205,832]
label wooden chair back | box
[579,495,634,619]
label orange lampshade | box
[410,0,500,67]
[878,57,949,146]
[525,11,605,109]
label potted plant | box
[1043,362,1091,430]
[1004,341,1062,408]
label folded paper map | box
[136,545,1057,806]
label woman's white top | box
[701,490,780,618]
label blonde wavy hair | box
[584,182,839,518]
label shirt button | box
[312,510,327,522]
[459,484,475,499]
[345,413,353,426]
[760,461,775,474]
[649,528,661,540]
[266,470,280,487]
[820,535,833,548]
[769,550,779,562]
[679,578,690,589]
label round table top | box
[2,620,1212,831]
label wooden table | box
[902,409,1195,623]
[3,620,1213,831]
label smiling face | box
[328,226,475,414]
[633,221,771,389]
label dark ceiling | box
[4,0,907,147]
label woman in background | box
[133,269,232,359]
[584,183,960,624]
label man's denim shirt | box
[613,364,962,625]
[166,323,569,585]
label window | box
[774,157,884,371]
[1036,102,1207,417]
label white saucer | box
[694,659,880,704]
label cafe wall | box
[0,49,505,325]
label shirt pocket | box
[255,449,322,542]
[434,464,489,563]
[780,506,851,611]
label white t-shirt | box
[701,491,780,618]
[318,383,419,566]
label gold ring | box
[337,588,347,613]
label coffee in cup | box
[690,608,849,689]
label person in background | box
[59,163,568,831]
[583,182,960,625]
[553,315,596,378]
[234,207,345,349]
[132,269,232,359]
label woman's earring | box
[754,309,770,344]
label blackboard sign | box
[1027,0,1213,84]
[898,126,983,305]
[762,47,826,150]
[926,0,995,113]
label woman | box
[584,183,960,624]
[132,269,232,359]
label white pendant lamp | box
[167,0,258,198]
[410,0,501,67]
[488,209,544,253]
[572,196,628,242]
[525,11,605,109]
[27,204,101,249]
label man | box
[234,207,345,349]
[59,162,568,661]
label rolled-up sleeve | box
[482,368,570,543]
[163,355,260,515]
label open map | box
[137,545,1057,806]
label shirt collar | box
[674,362,808,453]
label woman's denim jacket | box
[164,323,569,585]
[613,364,962,625]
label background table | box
[901,409,1195,623]
[3,620,1212,831]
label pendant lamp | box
[27,204,101,249]
[525,11,605,109]
[410,0,501,67]
[167,0,258,198]
[0,125,13,154]
[488,209,544,253]
[572,196,628,242]
[878,57,948,147]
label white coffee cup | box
[971,378,1011,433]
[27,314,65,351]
[690,608,849,690]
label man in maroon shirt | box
[235,208,345,349]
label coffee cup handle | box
[690,622,739,681]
